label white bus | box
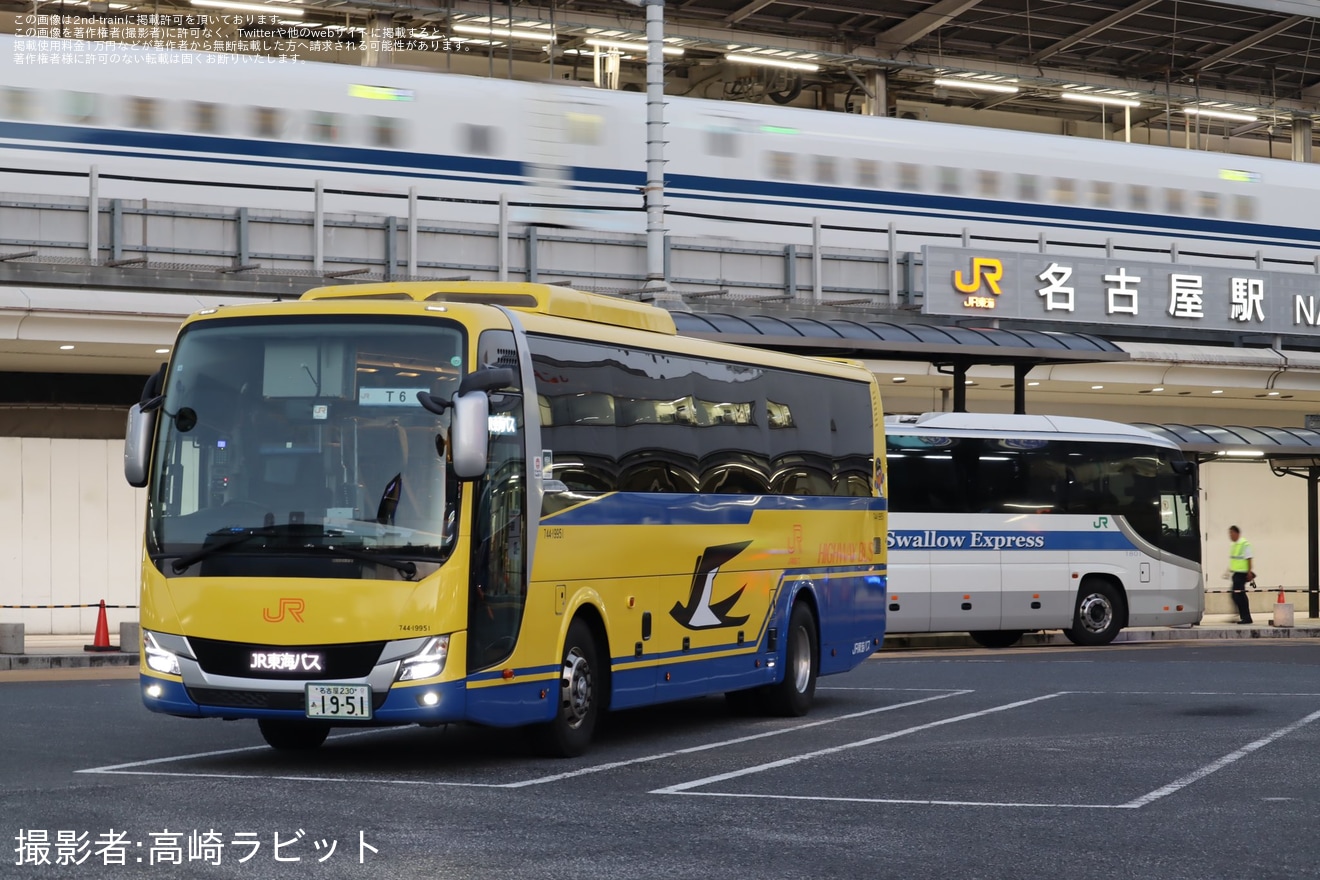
[883,412,1202,648]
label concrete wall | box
[0,437,145,635]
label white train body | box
[2,34,1319,259]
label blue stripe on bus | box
[541,492,886,527]
[4,121,1318,251]
[887,529,1136,551]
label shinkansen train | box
[1,34,1316,257]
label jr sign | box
[924,246,1320,336]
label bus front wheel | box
[257,719,330,751]
[533,619,600,758]
[764,602,819,717]
[970,630,1023,649]
[1063,578,1125,646]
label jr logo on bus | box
[1094,516,1109,528]
[671,541,751,630]
[263,598,305,623]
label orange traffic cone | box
[84,600,115,652]
[1277,588,1287,604]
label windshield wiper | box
[168,525,417,579]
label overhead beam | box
[1027,0,1161,65]
[1185,14,1306,73]
[725,0,777,25]
[873,0,985,52]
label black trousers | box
[1231,571,1252,623]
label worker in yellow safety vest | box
[1228,525,1256,625]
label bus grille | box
[187,688,389,711]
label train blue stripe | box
[3,120,1313,251]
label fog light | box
[146,684,163,699]
[421,691,439,707]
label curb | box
[880,624,1320,651]
[1,653,139,671]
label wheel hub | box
[560,648,592,728]
[1078,593,1114,633]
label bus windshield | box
[146,316,467,578]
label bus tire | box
[532,619,600,758]
[970,630,1023,649]
[763,602,818,717]
[1063,578,1125,646]
[257,719,330,751]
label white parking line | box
[651,692,1068,795]
[661,791,1127,810]
[504,690,970,788]
[1123,706,1320,808]
[75,690,971,789]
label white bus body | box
[884,412,1202,647]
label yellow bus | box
[124,283,888,756]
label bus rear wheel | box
[257,719,330,751]
[532,619,599,758]
[970,630,1024,649]
[1063,578,1125,646]
[763,602,818,717]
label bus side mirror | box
[450,390,490,480]
[124,403,155,487]
[1171,460,1196,476]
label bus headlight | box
[397,635,450,682]
[143,631,181,676]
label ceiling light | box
[891,377,907,383]
[1211,389,1224,394]
[1183,107,1258,123]
[59,344,75,350]
[586,38,684,56]
[1091,385,1104,390]
[725,53,820,72]
[452,23,556,42]
[933,77,1019,95]
[1267,391,1280,396]
[1061,92,1141,108]
[964,379,975,385]
[190,0,303,14]
[1151,387,1164,392]
[1218,449,1264,458]
[1027,381,1040,386]
[155,348,170,354]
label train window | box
[309,112,340,144]
[1017,174,1039,201]
[2,87,34,120]
[1052,178,1076,205]
[1164,188,1185,214]
[566,112,602,145]
[370,116,403,148]
[189,101,219,134]
[814,155,836,184]
[898,163,921,191]
[856,158,880,188]
[65,91,97,125]
[766,151,795,180]
[129,97,159,130]
[1091,181,1112,208]
[252,107,284,139]
[706,124,740,158]
[978,170,1000,198]
[1129,184,1150,211]
[463,123,499,155]
[1198,191,1220,218]
[1235,194,1257,221]
[938,166,960,195]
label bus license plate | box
[305,684,372,720]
